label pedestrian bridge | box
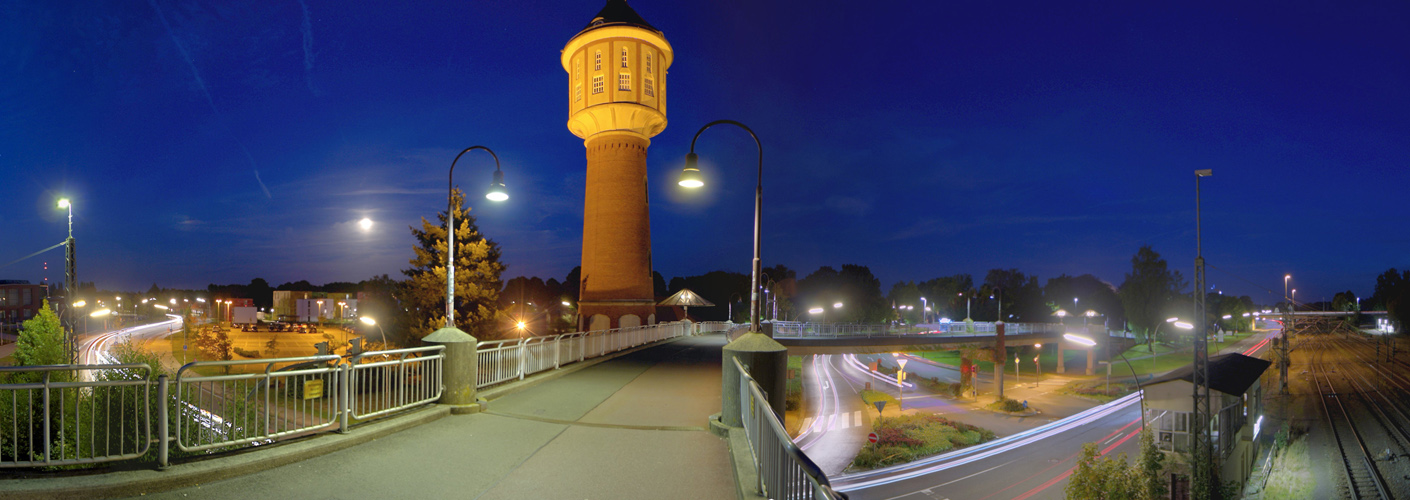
[770,321,1115,353]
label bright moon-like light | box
[358,218,373,231]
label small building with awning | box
[1142,352,1271,494]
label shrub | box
[233,346,261,358]
[987,397,1026,413]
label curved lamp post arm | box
[444,146,505,329]
[687,120,765,334]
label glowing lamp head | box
[486,170,509,202]
[808,307,824,315]
[57,198,70,209]
[72,300,86,308]
[359,317,376,326]
[1174,321,1194,330]
[678,153,704,188]
[515,321,527,330]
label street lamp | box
[359,316,388,347]
[1192,168,1214,497]
[920,297,928,324]
[443,146,509,331]
[679,120,765,335]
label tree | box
[1065,442,1140,500]
[1370,269,1410,332]
[983,269,1044,321]
[15,300,68,369]
[195,325,233,372]
[795,265,889,323]
[761,264,797,321]
[1118,246,1187,347]
[264,334,281,357]
[1043,274,1125,328]
[402,188,505,340]
[1136,429,1168,500]
[887,281,923,323]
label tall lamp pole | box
[444,146,509,329]
[679,120,765,335]
[1192,168,1214,498]
[58,198,75,362]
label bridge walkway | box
[127,333,735,499]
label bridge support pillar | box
[994,321,1006,400]
[1057,346,1065,374]
[1086,349,1094,375]
[721,332,788,427]
[424,326,479,410]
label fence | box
[476,320,700,389]
[347,345,445,421]
[733,358,844,500]
[2,319,717,469]
[172,355,343,453]
[0,364,152,467]
[771,321,1067,338]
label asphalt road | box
[795,354,887,475]
[824,331,1277,499]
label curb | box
[0,405,450,500]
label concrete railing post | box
[721,331,787,427]
[423,326,480,412]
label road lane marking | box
[1103,431,1124,445]
[854,410,863,425]
[803,417,813,430]
[882,460,1015,500]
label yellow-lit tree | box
[402,188,504,340]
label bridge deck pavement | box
[127,333,734,500]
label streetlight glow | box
[808,307,824,314]
[1063,333,1097,346]
[57,198,70,208]
[90,309,111,317]
[833,302,843,309]
[360,317,377,326]
[1173,321,1194,330]
[72,300,86,308]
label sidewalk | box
[123,333,736,499]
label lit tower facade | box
[562,0,672,331]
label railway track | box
[1310,336,1392,500]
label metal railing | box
[173,355,343,453]
[2,319,714,470]
[475,321,695,389]
[733,358,844,500]
[1,364,153,467]
[771,321,1067,338]
[347,346,445,421]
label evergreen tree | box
[402,188,504,340]
[15,300,68,369]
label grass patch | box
[860,389,899,409]
[850,413,995,470]
[1263,434,1314,499]
[1058,379,1136,403]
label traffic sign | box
[874,401,886,413]
[867,432,878,444]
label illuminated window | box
[591,75,603,94]
[645,53,652,74]
[621,47,628,68]
[644,78,654,97]
[575,84,583,102]
[594,51,601,71]
[618,73,630,91]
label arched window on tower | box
[645,53,652,74]
[594,51,601,71]
[621,47,629,68]
[575,61,583,102]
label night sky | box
[3,1,1406,305]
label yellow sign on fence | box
[304,379,324,400]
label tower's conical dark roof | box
[582,0,658,33]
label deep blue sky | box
[3,1,1406,305]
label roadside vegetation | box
[1260,426,1314,500]
[1058,379,1138,403]
[850,413,996,470]
[785,355,803,411]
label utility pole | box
[1192,169,1215,499]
